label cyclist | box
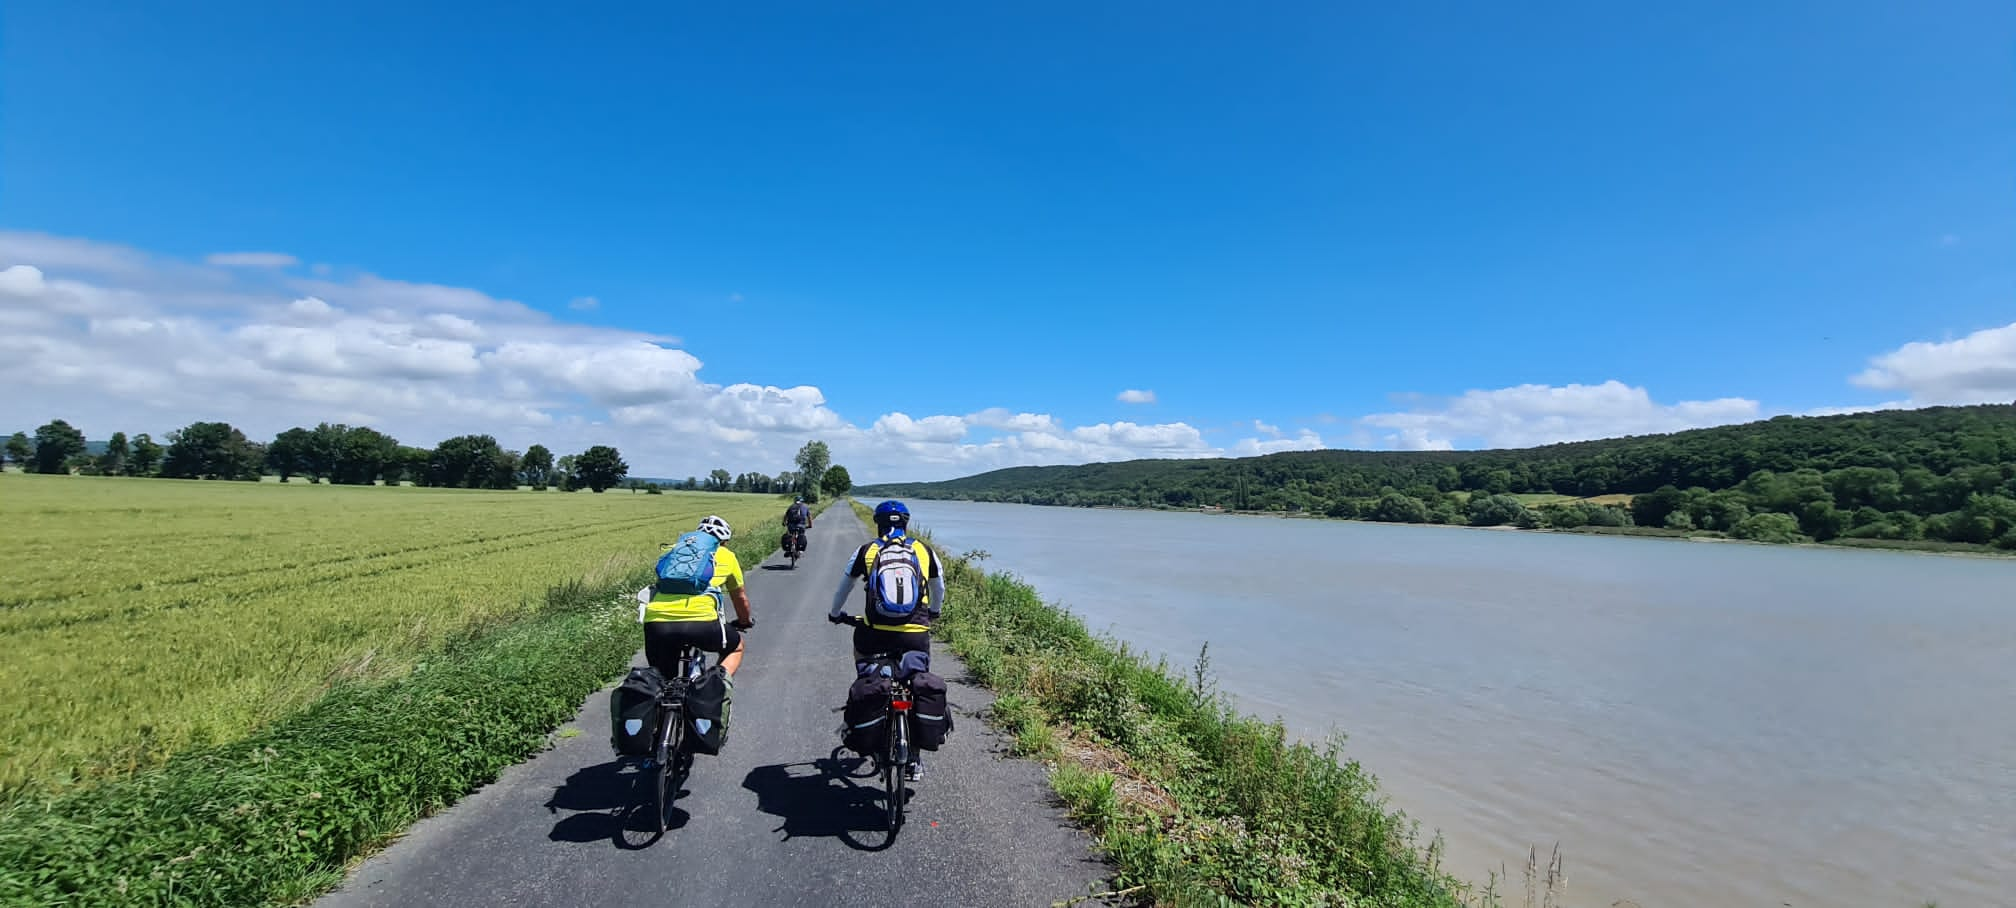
[638,515,754,678]
[829,500,945,779]
[784,495,813,554]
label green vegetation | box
[856,503,1476,906]
[0,486,797,906]
[0,474,778,798]
[861,405,2016,551]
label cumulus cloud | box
[206,252,299,267]
[568,296,600,311]
[1116,388,1157,404]
[1232,428,1325,456]
[1850,321,2016,406]
[0,264,48,297]
[1360,381,1762,450]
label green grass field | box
[0,473,778,797]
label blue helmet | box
[873,500,910,534]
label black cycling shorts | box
[645,619,742,676]
[852,625,930,661]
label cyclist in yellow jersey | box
[637,515,754,677]
[828,500,944,663]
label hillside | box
[859,405,2016,547]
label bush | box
[1731,512,1806,543]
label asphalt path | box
[318,505,1115,908]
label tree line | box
[857,404,2016,549]
[7,418,854,499]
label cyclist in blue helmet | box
[830,500,946,780]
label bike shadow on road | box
[545,759,691,850]
[741,751,900,852]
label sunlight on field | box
[0,473,777,796]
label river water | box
[902,499,2016,908]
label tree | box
[520,444,554,489]
[1467,494,1533,527]
[794,441,831,493]
[822,464,853,497]
[267,427,316,482]
[575,445,628,492]
[32,420,86,474]
[4,432,29,471]
[427,434,513,489]
[160,421,263,480]
[1370,492,1430,523]
[555,454,579,491]
[1730,513,1806,544]
[130,433,163,476]
[708,468,732,491]
[100,432,130,476]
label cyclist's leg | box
[716,621,746,676]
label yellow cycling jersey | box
[643,547,744,622]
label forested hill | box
[859,405,2016,548]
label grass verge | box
[848,499,1471,906]
[0,517,790,906]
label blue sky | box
[3,2,2013,480]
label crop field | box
[0,473,777,798]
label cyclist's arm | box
[927,574,946,620]
[829,572,855,618]
[728,586,753,625]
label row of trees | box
[5,420,635,490]
[860,405,2016,549]
[7,421,855,501]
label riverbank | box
[854,501,1481,905]
[904,496,2016,559]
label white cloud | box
[1851,321,2016,406]
[966,408,1060,434]
[871,412,970,443]
[0,264,48,297]
[1116,388,1157,404]
[1253,419,1282,438]
[205,252,299,267]
[1232,428,1325,456]
[568,296,600,311]
[1361,381,1762,450]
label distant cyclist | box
[638,515,754,678]
[784,495,813,554]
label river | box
[899,499,2016,908]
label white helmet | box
[697,515,733,542]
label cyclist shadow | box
[741,749,900,852]
[545,759,691,850]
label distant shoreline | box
[898,497,2016,560]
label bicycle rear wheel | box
[654,707,685,835]
[883,711,907,832]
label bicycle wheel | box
[884,709,907,832]
[654,706,685,835]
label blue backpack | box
[655,531,720,596]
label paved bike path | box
[318,506,1114,908]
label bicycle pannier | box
[910,671,952,750]
[684,666,730,755]
[842,672,892,757]
[609,667,665,756]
